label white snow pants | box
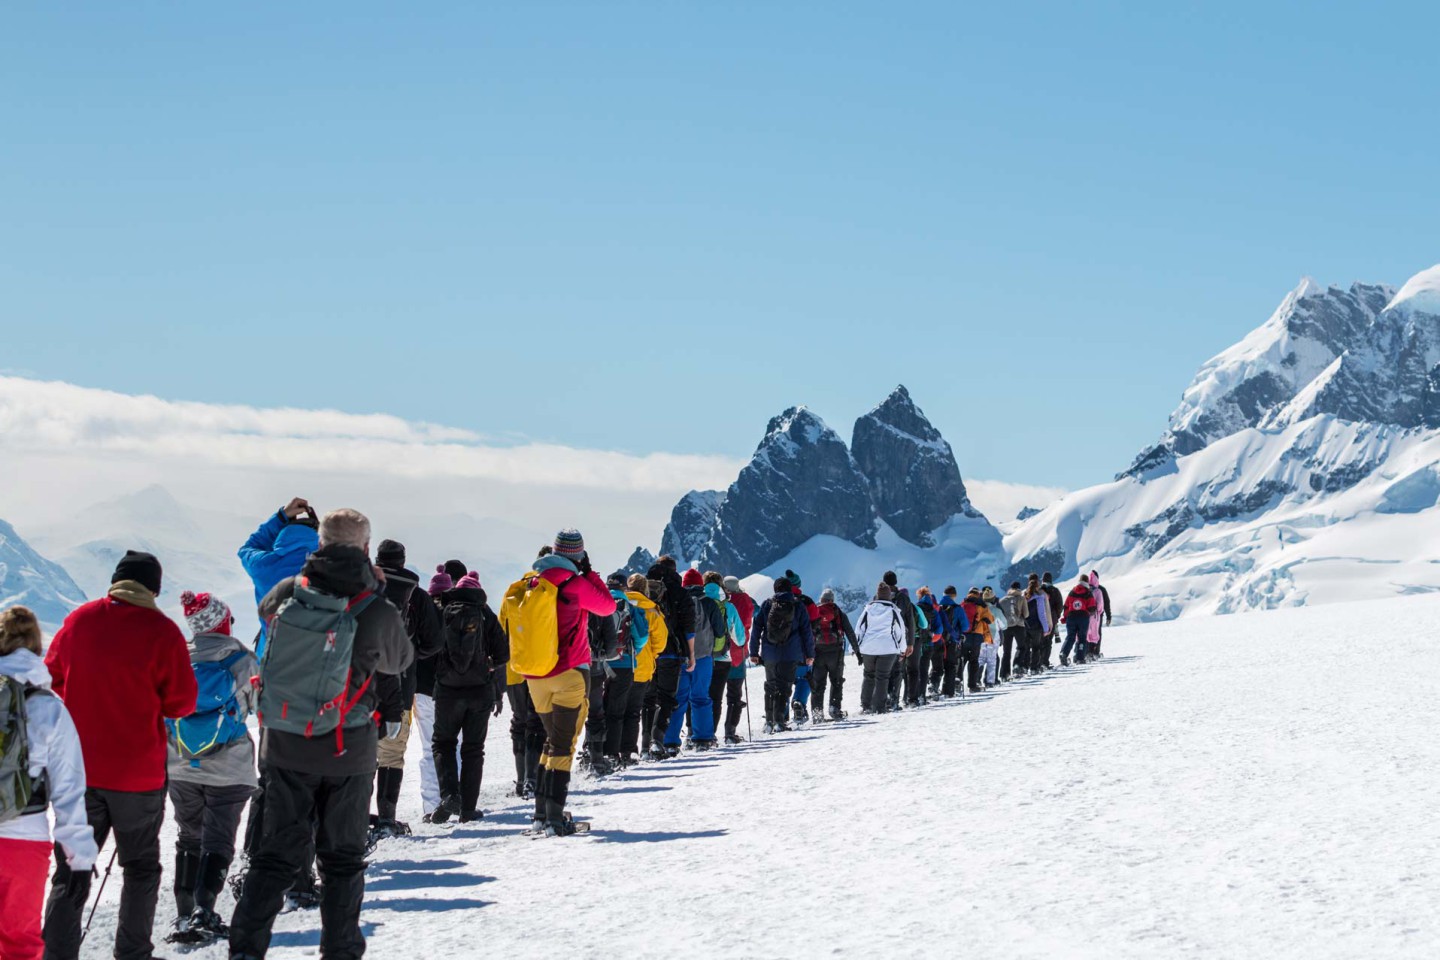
[980,642,998,685]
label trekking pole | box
[80,848,119,945]
[742,667,752,742]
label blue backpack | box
[168,652,249,765]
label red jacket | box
[727,591,756,667]
[530,562,616,678]
[46,591,197,792]
[1064,584,1098,617]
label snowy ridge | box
[0,518,86,629]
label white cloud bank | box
[966,478,1067,523]
[0,376,744,493]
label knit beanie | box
[180,590,232,636]
[456,571,482,591]
[876,583,893,602]
[722,576,741,594]
[376,539,406,567]
[553,528,586,561]
[112,550,163,595]
[882,570,898,588]
[443,560,468,582]
[627,573,648,594]
[681,568,704,588]
[774,577,792,595]
[429,565,454,597]
[819,588,835,604]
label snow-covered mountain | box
[657,386,1005,601]
[1012,262,1440,622]
[0,519,86,629]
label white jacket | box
[854,600,906,656]
[0,648,98,870]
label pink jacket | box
[531,557,616,678]
[1087,573,1104,643]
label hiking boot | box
[828,707,846,721]
[774,720,792,733]
[725,732,744,744]
[589,755,617,777]
[458,810,484,824]
[187,906,228,943]
[791,700,809,724]
[431,795,461,825]
[693,739,716,752]
[663,744,681,759]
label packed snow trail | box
[80,596,1440,958]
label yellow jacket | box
[631,591,667,684]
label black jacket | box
[374,564,443,720]
[1042,584,1064,633]
[432,587,509,700]
[258,545,412,776]
[646,563,695,655]
[891,589,917,646]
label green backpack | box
[258,578,376,756]
[0,674,48,824]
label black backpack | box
[766,594,796,648]
[440,600,489,676]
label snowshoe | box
[283,886,321,913]
[588,755,617,778]
[663,744,681,759]
[774,720,792,733]
[828,708,847,721]
[458,809,486,824]
[185,907,228,944]
[692,739,716,752]
[165,916,200,945]
[791,701,809,725]
[724,733,744,744]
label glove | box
[493,698,503,718]
[64,867,92,902]
[577,552,593,576]
[383,721,402,740]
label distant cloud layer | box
[0,376,744,493]
[966,478,1067,522]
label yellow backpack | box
[499,570,576,678]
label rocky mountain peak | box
[0,519,86,628]
[852,384,979,545]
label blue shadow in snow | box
[269,923,377,948]
[365,871,496,893]
[591,828,729,844]
[366,897,491,913]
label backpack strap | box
[329,591,377,757]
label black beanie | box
[443,559,468,582]
[376,539,406,566]
[774,577,791,595]
[883,570,898,587]
[112,550,162,595]
[1043,572,1054,583]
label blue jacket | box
[938,595,970,640]
[915,595,941,641]
[749,592,815,663]
[238,510,318,657]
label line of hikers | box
[0,498,1114,960]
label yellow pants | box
[526,670,588,774]
[376,709,411,770]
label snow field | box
[74,595,1440,958]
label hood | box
[302,545,379,598]
[273,522,320,557]
[624,589,656,610]
[381,565,420,606]
[0,647,52,687]
[1089,572,1101,586]
[535,554,580,576]
[189,631,250,664]
[703,583,725,602]
[108,581,159,611]
[441,586,489,607]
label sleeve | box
[725,604,744,646]
[411,592,444,659]
[839,610,858,652]
[957,607,971,634]
[231,649,261,715]
[374,672,404,722]
[901,602,915,644]
[44,619,70,700]
[485,609,509,667]
[257,578,294,622]
[649,612,668,655]
[237,510,287,580]
[575,572,619,617]
[797,605,815,660]
[158,623,200,720]
[41,698,98,870]
[676,580,696,639]
[749,602,767,658]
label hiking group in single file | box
[0,498,1114,960]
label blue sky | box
[3,1,1437,489]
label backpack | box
[168,652,249,764]
[691,595,717,656]
[999,593,1025,627]
[440,600,489,676]
[608,600,646,661]
[765,594,796,648]
[1068,589,1090,614]
[814,606,840,648]
[0,675,48,824]
[258,578,376,756]
[499,571,577,677]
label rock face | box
[659,491,724,566]
[1122,279,1393,478]
[697,407,876,575]
[0,519,86,627]
[1272,266,1440,430]
[614,547,657,580]
[850,386,980,546]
